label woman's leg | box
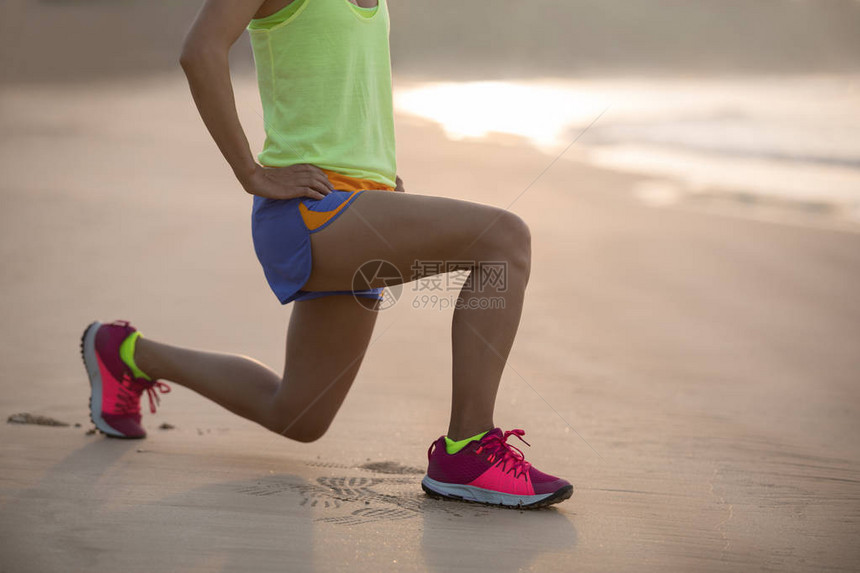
[302,190,531,441]
[134,294,378,442]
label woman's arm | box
[180,0,333,200]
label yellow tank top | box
[248,0,397,188]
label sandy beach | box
[1,72,859,572]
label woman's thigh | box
[302,190,524,292]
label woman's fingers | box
[308,178,333,196]
[296,164,332,195]
[302,164,327,180]
[257,163,335,200]
[304,189,327,200]
[314,174,334,192]
[303,165,332,187]
[311,169,334,191]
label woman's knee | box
[479,211,531,276]
[283,424,329,443]
[264,413,331,443]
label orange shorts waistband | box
[321,169,394,192]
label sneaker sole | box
[421,475,573,509]
[80,321,142,439]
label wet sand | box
[1,75,859,572]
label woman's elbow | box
[179,40,203,71]
[179,37,223,72]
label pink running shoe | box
[80,320,170,439]
[422,428,573,508]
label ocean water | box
[394,76,860,221]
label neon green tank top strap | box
[248,2,304,30]
[249,0,377,29]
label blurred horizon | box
[2,0,860,84]
[2,0,860,227]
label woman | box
[80,0,572,508]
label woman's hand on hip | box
[242,164,334,200]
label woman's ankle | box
[446,422,494,442]
[133,337,161,380]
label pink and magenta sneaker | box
[422,428,573,508]
[80,320,170,439]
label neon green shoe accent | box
[445,430,489,455]
[119,331,151,381]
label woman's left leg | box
[134,294,378,441]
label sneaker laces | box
[475,429,532,478]
[115,375,171,415]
